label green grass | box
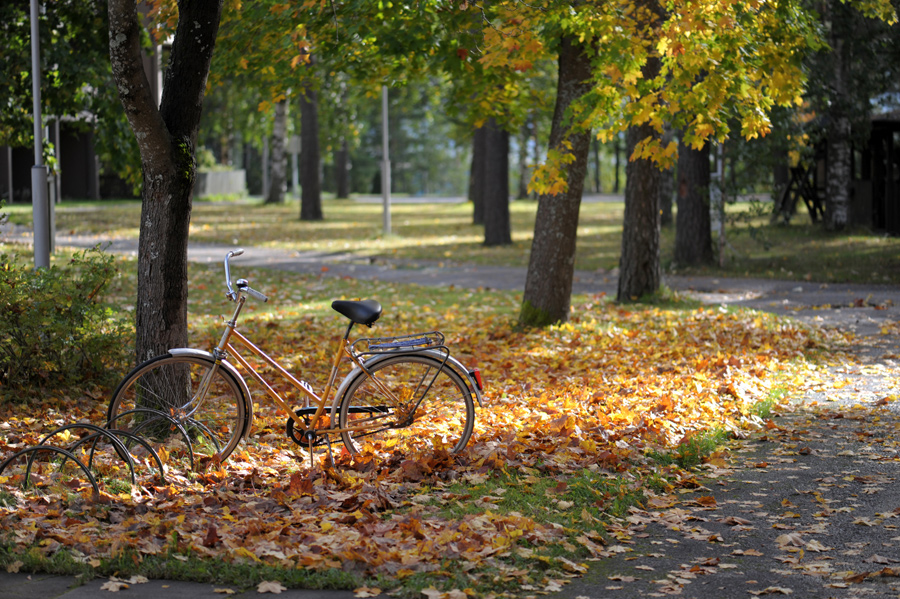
[3,195,898,284]
[647,428,730,469]
[0,538,368,592]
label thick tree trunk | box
[617,121,662,302]
[616,0,664,303]
[266,99,287,204]
[335,138,350,198]
[299,84,322,221]
[519,36,593,327]
[483,117,511,246]
[469,125,486,225]
[674,139,713,265]
[108,0,222,363]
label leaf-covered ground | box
[1,259,894,597]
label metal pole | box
[30,0,50,268]
[381,85,391,235]
[262,136,269,200]
[5,146,12,203]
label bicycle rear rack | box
[353,331,445,355]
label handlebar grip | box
[230,248,245,257]
[246,287,268,303]
[236,279,268,303]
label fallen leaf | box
[806,540,831,552]
[354,587,381,598]
[257,581,287,594]
[100,581,129,592]
[749,587,793,596]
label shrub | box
[0,248,132,397]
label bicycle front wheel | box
[107,354,248,463]
[338,354,475,456]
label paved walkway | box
[4,225,900,344]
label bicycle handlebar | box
[224,249,268,303]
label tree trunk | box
[519,36,593,327]
[613,135,622,194]
[483,117,511,246]
[108,0,222,363]
[335,138,350,198]
[617,120,662,302]
[266,99,287,204]
[616,0,664,303]
[659,127,674,226]
[299,83,322,221]
[674,139,713,265]
[517,119,530,199]
[469,125,486,225]
[592,138,602,194]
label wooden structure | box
[772,113,900,235]
[856,112,900,235]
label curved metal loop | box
[0,446,100,496]
[65,432,137,488]
[105,408,195,470]
[34,423,136,487]
[97,429,167,484]
[184,418,222,453]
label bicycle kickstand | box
[323,434,336,470]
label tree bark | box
[519,36,593,327]
[335,138,350,198]
[617,120,662,302]
[517,119,530,200]
[469,125,486,225]
[108,0,222,363]
[592,138,602,194]
[825,4,852,231]
[613,135,622,194]
[299,83,322,221]
[674,139,713,265]
[616,0,664,303]
[265,99,287,204]
[659,127,674,227]
[483,117,511,246]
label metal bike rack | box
[0,408,196,497]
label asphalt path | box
[1,229,899,599]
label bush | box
[0,248,132,396]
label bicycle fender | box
[168,348,255,441]
[417,349,484,408]
[330,351,483,414]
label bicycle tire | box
[338,354,475,455]
[107,354,248,463]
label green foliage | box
[0,248,132,396]
[0,0,141,192]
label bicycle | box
[106,249,483,467]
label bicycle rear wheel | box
[338,354,475,455]
[107,354,248,463]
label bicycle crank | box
[285,408,326,447]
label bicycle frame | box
[203,291,415,441]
